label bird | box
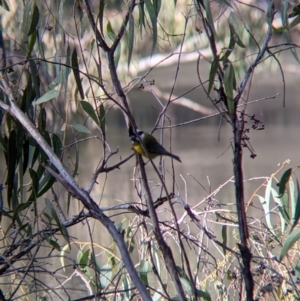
[130,128,181,163]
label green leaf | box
[12,200,33,222]
[98,103,106,139]
[224,63,235,116]
[106,21,116,41]
[0,0,10,11]
[176,266,194,296]
[26,29,37,59]
[28,3,39,37]
[48,239,61,251]
[22,139,29,175]
[49,67,70,90]
[229,22,245,48]
[99,263,113,288]
[204,0,215,35]
[37,169,56,197]
[281,0,289,29]
[52,134,62,158]
[291,179,300,233]
[60,244,70,271]
[28,168,39,201]
[272,187,288,233]
[45,198,70,245]
[106,21,121,68]
[98,0,105,35]
[283,31,299,64]
[266,0,273,25]
[289,15,300,29]
[6,130,17,207]
[22,1,39,38]
[214,0,232,8]
[77,249,90,269]
[127,15,134,68]
[33,89,59,105]
[80,101,100,126]
[196,289,211,301]
[144,0,157,54]
[122,276,132,300]
[280,228,300,261]
[208,56,219,94]
[71,124,91,134]
[278,168,292,198]
[221,225,227,255]
[138,1,145,29]
[71,48,84,99]
[153,0,161,16]
[138,260,151,286]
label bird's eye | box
[137,129,144,136]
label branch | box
[0,75,152,301]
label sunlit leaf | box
[138,260,151,286]
[60,244,70,271]
[279,228,300,261]
[99,263,113,288]
[272,187,288,233]
[259,178,275,234]
[122,276,132,300]
[291,178,300,233]
[71,124,91,133]
[60,123,66,131]
[33,90,59,105]
[77,249,90,269]
[278,168,292,198]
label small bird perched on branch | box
[130,127,181,163]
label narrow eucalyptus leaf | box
[80,101,100,126]
[144,0,157,54]
[33,90,59,105]
[71,48,84,99]
[71,124,91,134]
[278,168,292,198]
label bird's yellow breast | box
[132,141,157,159]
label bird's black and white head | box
[130,128,144,144]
